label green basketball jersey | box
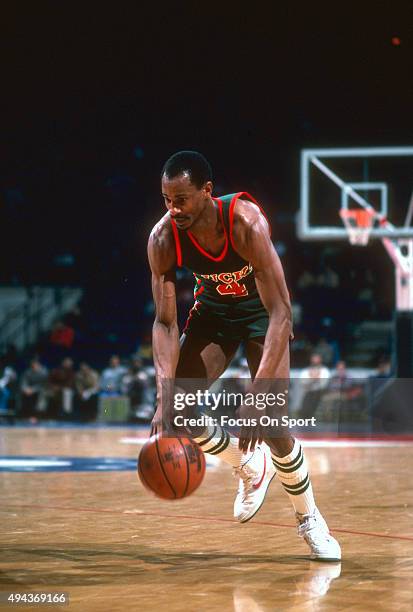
[171,192,269,309]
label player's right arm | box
[147,216,179,435]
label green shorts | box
[183,299,269,342]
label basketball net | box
[339,208,375,246]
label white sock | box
[271,439,316,516]
[194,423,249,468]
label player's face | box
[162,172,212,230]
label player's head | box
[161,150,213,229]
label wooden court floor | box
[1,427,412,611]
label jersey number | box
[216,281,248,297]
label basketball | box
[138,435,206,499]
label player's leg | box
[177,332,238,379]
[230,335,281,522]
[246,337,316,514]
[175,332,248,468]
[244,336,341,560]
[177,329,280,520]
[245,336,294,456]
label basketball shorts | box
[183,299,269,343]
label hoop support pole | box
[382,238,413,311]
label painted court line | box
[1,503,412,542]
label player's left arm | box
[234,203,293,382]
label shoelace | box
[297,514,316,537]
[298,514,332,546]
[233,466,254,496]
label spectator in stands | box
[20,357,48,419]
[48,357,76,419]
[329,360,363,399]
[313,337,335,367]
[0,355,17,415]
[122,356,153,421]
[50,320,75,350]
[48,320,75,365]
[100,355,127,394]
[326,360,365,424]
[329,361,351,391]
[75,362,99,422]
[299,353,331,418]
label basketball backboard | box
[297,147,413,241]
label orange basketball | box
[138,435,206,500]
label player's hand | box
[150,384,187,437]
[150,404,175,437]
[150,406,166,437]
[236,403,263,453]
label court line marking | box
[1,503,412,542]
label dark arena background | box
[1,4,412,611]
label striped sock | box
[193,423,248,468]
[271,439,316,516]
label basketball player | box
[148,151,341,561]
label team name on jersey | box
[195,264,253,297]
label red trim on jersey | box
[183,300,202,333]
[194,285,205,298]
[170,218,183,267]
[229,192,272,251]
[194,277,205,298]
[187,198,229,262]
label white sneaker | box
[233,444,276,523]
[297,507,341,561]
